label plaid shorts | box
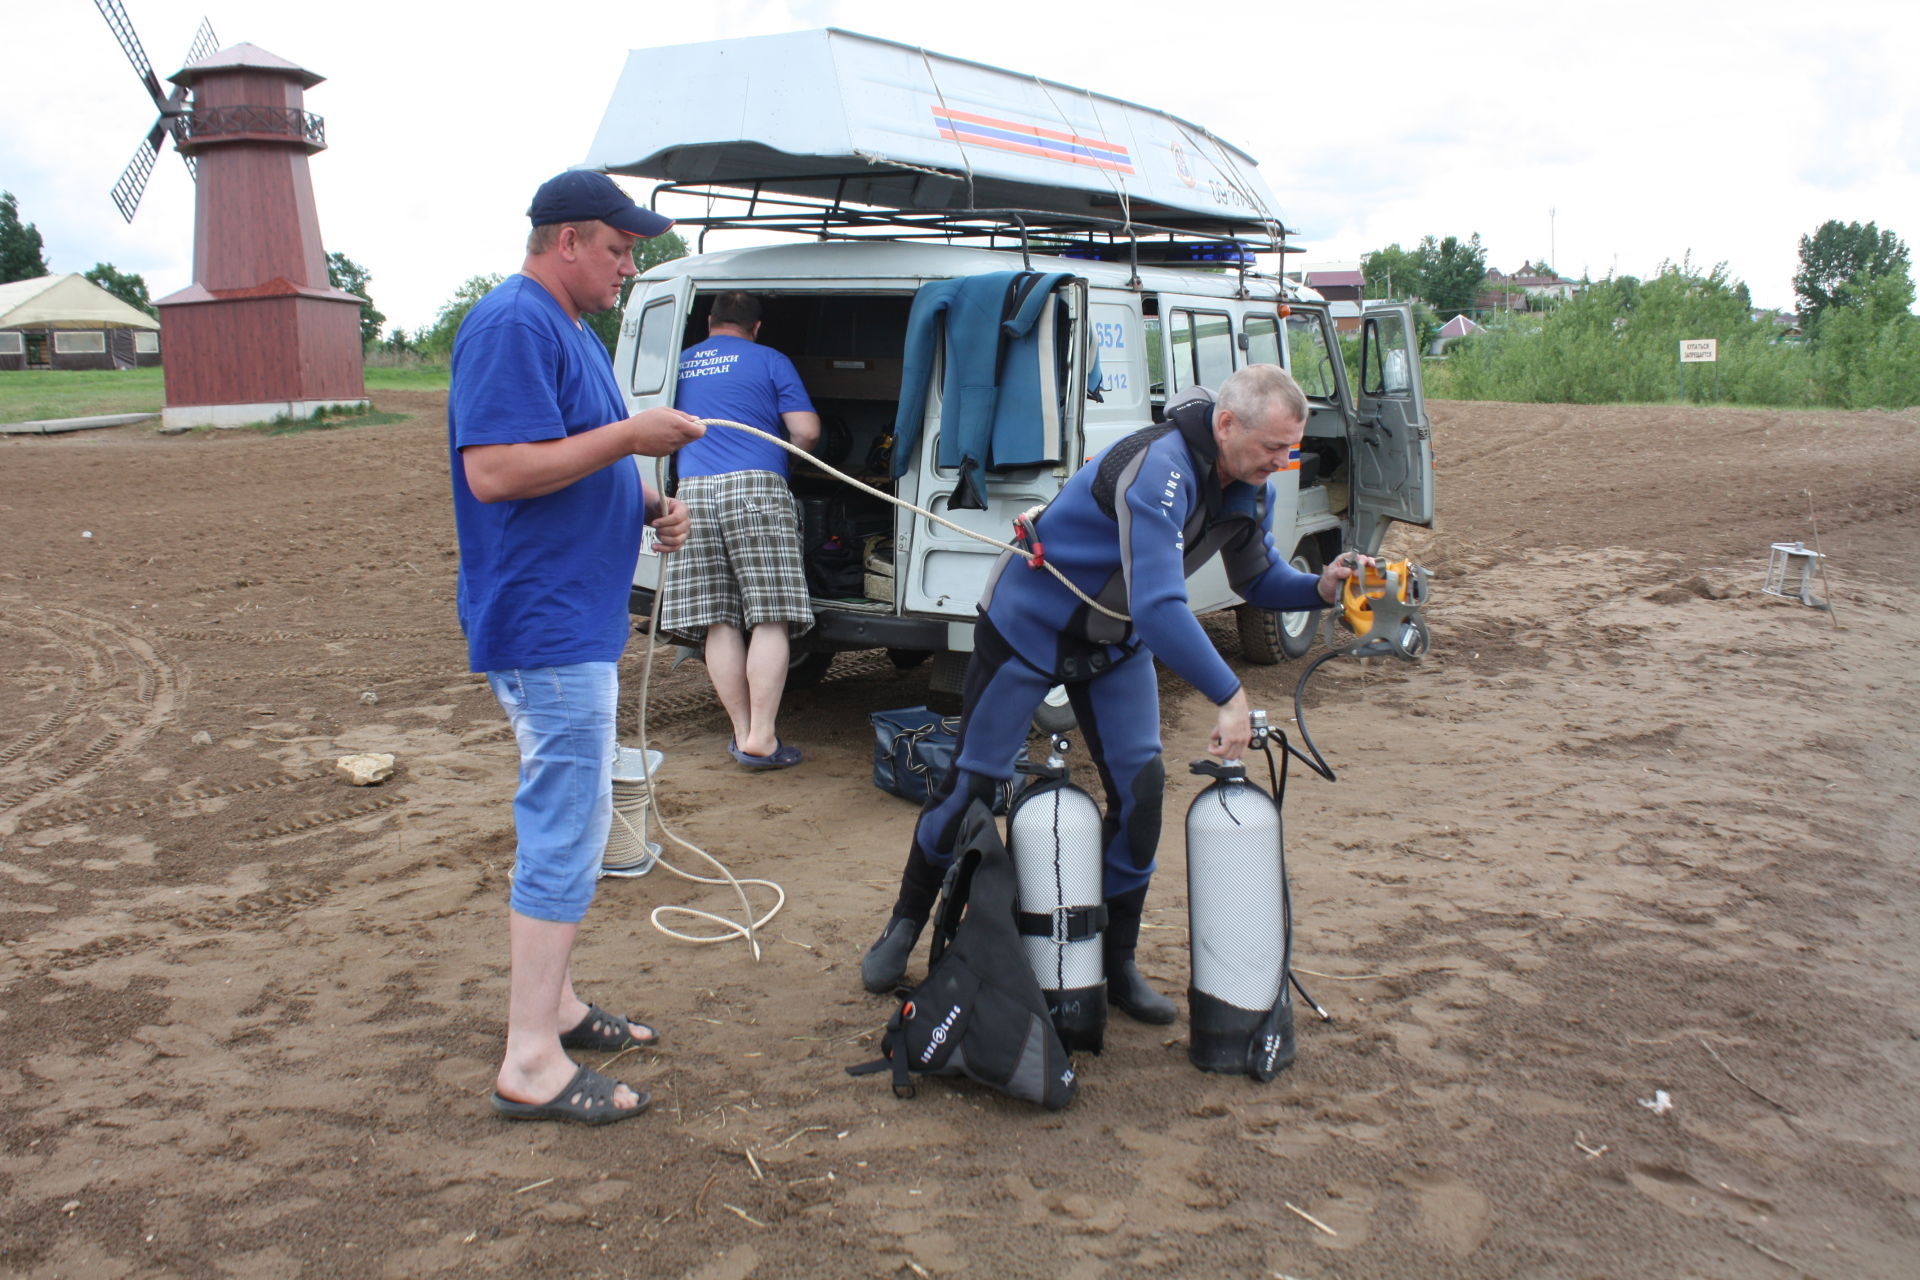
[660,471,813,639]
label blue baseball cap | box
[527,170,673,238]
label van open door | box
[1348,302,1434,552]
[616,273,695,602]
[898,275,1089,639]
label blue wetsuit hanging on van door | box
[891,270,1079,509]
[863,387,1332,1018]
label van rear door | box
[1347,302,1434,550]
[616,273,695,593]
[898,276,1089,633]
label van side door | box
[1347,302,1435,550]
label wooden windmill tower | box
[94,1,367,428]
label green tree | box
[1361,243,1423,301]
[1,191,50,283]
[419,274,506,357]
[1447,258,1815,406]
[1411,233,1488,321]
[1812,267,1920,408]
[83,262,152,315]
[1794,220,1909,336]
[584,231,690,350]
[326,251,387,347]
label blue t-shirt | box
[448,274,643,673]
[671,335,814,477]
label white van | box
[592,30,1434,691]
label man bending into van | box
[860,364,1370,1022]
[661,292,822,769]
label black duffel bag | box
[870,706,1023,814]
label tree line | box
[397,231,688,360]
[1360,219,1917,409]
[11,180,1912,407]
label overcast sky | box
[5,0,1914,333]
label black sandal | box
[490,1063,650,1125]
[559,1003,661,1052]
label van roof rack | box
[652,178,1298,282]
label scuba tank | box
[1186,712,1296,1080]
[1179,557,1432,1080]
[1006,734,1109,1054]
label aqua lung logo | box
[1258,1035,1282,1071]
[920,1003,963,1065]
[1161,470,1180,511]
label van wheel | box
[787,651,836,688]
[1032,685,1077,736]
[1239,544,1325,664]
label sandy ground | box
[2,393,1918,1280]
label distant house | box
[1288,262,1366,332]
[0,274,162,372]
[1430,313,1485,355]
[1478,261,1580,313]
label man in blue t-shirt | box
[450,169,704,1126]
[660,292,821,769]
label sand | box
[2,392,1918,1279]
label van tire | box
[1238,543,1325,664]
[1032,685,1077,736]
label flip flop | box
[490,1063,650,1125]
[560,1003,661,1052]
[727,738,803,770]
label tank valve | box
[1047,733,1072,770]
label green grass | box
[0,368,164,422]
[0,362,446,424]
[241,408,412,436]
[364,363,449,390]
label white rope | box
[627,471,782,961]
[693,416,1128,621]
[921,48,978,209]
[624,414,1129,958]
[1029,73,1135,240]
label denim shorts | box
[487,662,617,923]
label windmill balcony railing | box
[177,105,326,147]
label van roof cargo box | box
[584,29,1287,249]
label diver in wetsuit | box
[861,364,1370,1022]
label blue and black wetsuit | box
[885,389,1330,953]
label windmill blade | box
[183,17,220,69]
[93,0,168,111]
[110,134,162,223]
[172,17,219,182]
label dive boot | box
[1108,957,1178,1025]
[1104,886,1177,1024]
[860,916,924,993]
